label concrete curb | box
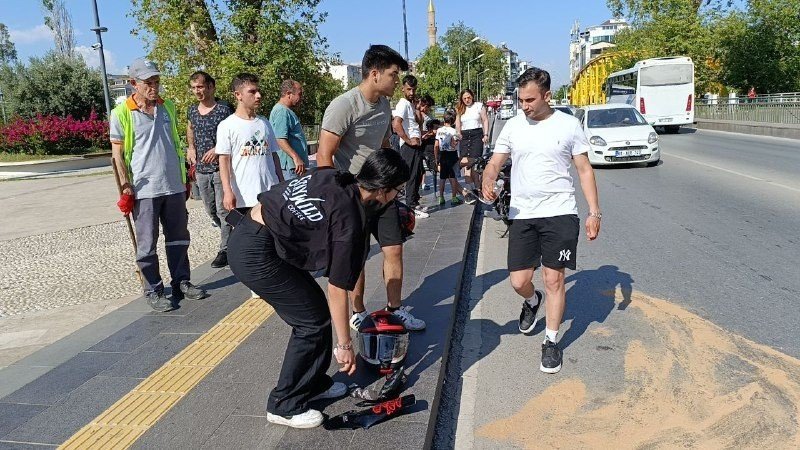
[424,202,482,448]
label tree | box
[130,0,343,130]
[607,0,734,26]
[717,0,800,93]
[415,45,457,107]
[4,53,104,119]
[438,22,506,99]
[42,0,75,58]
[0,23,17,64]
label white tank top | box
[460,102,483,130]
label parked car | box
[499,99,515,120]
[553,105,575,115]
[576,104,660,167]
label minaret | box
[427,0,437,47]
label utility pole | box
[402,0,409,62]
[90,0,112,118]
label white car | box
[575,104,660,167]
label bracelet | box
[335,342,352,350]
[588,212,602,219]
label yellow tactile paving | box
[59,297,274,450]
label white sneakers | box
[267,409,324,429]
[350,307,426,331]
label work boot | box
[211,250,228,268]
[146,291,173,312]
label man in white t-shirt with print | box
[392,74,428,217]
[217,73,284,214]
[482,67,601,374]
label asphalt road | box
[489,115,800,358]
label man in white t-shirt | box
[482,68,601,374]
[392,74,428,217]
[217,73,284,213]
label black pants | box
[226,213,334,416]
[400,143,424,207]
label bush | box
[0,110,109,155]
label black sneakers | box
[518,289,544,333]
[146,291,173,312]
[211,250,228,268]
[177,281,206,300]
[540,339,562,374]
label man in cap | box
[110,57,207,312]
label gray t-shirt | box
[321,87,392,174]
[110,103,184,199]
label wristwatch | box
[588,212,602,220]
[335,342,353,350]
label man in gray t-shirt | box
[316,44,425,332]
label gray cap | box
[128,58,161,80]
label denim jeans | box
[196,171,231,252]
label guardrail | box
[696,96,800,125]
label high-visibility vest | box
[111,96,186,183]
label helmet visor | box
[357,332,409,366]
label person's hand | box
[482,176,497,202]
[187,147,197,165]
[334,346,356,375]
[117,192,135,216]
[408,137,421,147]
[586,216,601,241]
[201,151,218,164]
[292,156,306,176]
[482,135,490,144]
[223,191,236,211]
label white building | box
[327,64,362,89]
[569,18,629,82]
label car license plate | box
[661,118,673,123]
[615,150,642,157]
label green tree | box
[42,0,75,57]
[130,0,342,132]
[607,0,734,26]
[717,0,800,93]
[438,22,506,99]
[415,45,457,107]
[0,24,17,64]
[4,53,104,119]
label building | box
[427,0,437,47]
[327,64,362,89]
[499,44,520,95]
[107,74,133,104]
[569,18,629,82]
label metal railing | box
[695,93,800,125]
[302,124,321,142]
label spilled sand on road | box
[477,290,800,449]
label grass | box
[0,149,111,163]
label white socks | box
[544,328,558,344]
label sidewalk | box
[0,184,476,448]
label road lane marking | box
[664,152,800,194]
[59,298,274,449]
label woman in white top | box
[455,89,489,194]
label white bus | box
[605,56,694,133]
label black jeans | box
[400,143,424,207]
[226,213,334,416]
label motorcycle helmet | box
[356,311,409,374]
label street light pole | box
[476,69,489,92]
[0,89,6,124]
[457,36,481,94]
[90,0,112,118]
[466,54,484,92]
[402,0,409,62]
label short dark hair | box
[231,73,259,93]
[419,94,434,106]
[280,79,299,96]
[516,67,551,92]
[402,74,417,88]
[443,111,456,125]
[428,118,442,129]
[361,45,409,78]
[189,71,215,87]
[356,148,410,192]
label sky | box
[0,0,616,87]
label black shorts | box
[438,152,459,180]
[507,215,580,271]
[460,128,484,159]
[365,199,406,248]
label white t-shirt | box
[392,98,420,139]
[215,115,281,207]
[493,110,590,219]
[460,102,484,130]
[435,125,458,152]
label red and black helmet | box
[395,201,415,238]
[355,311,409,374]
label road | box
[489,116,800,357]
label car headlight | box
[589,136,607,146]
[648,132,658,144]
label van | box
[499,99,515,120]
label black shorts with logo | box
[507,214,580,271]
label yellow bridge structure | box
[569,53,617,107]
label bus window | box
[640,64,692,86]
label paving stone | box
[100,333,199,379]
[1,352,124,406]
[0,403,48,438]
